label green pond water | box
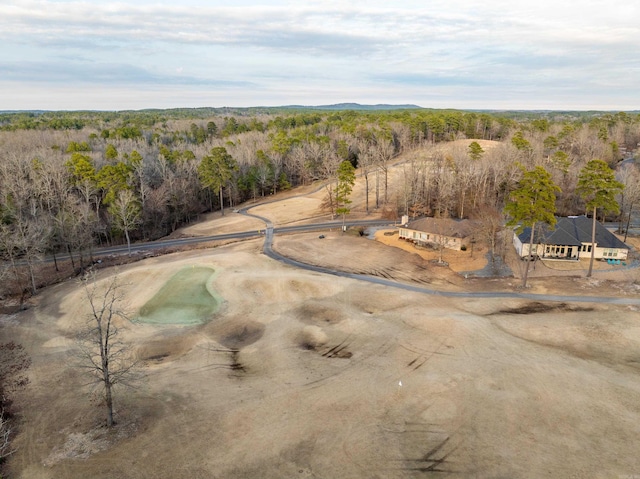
[137,266,219,325]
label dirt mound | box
[214,321,266,349]
[296,325,328,350]
[236,274,340,304]
[490,307,640,370]
[296,302,346,325]
[136,335,197,364]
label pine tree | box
[198,147,238,216]
[335,160,356,232]
[576,159,623,277]
[504,166,560,287]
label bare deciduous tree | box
[616,163,640,241]
[108,190,142,256]
[319,151,342,219]
[473,205,504,261]
[77,272,138,427]
[0,411,14,460]
[0,214,52,296]
[0,341,31,461]
[374,136,395,205]
[356,138,376,214]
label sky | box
[1,0,639,111]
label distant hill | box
[0,110,49,114]
[4,105,639,115]
[0,104,422,117]
[281,103,423,111]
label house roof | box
[404,217,476,238]
[517,216,629,249]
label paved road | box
[239,207,640,306]
[264,250,640,304]
[59,219,394,259]
[48,193,640,306]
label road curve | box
[40,219,392,261]
[239,207,640,306]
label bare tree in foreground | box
[77,272,137,427]
[0,412,13,461]
[0,341,31,461]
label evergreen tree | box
[576,159,624,277]
[198,147,238,216]
[335,160,356,231]
[504,166,560,287]
[468,141,484,161]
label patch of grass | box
[137,266,219,325]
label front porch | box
[539,243,580,261]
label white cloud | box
[0,0,639,110]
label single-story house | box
[399,217,476,251]
[513,215,629,261]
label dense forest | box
[1,107,639,295]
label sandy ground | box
[374,230,489,273]
[172,211,266,237]
[3,145,640,478]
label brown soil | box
[3,149,640,479]
[374,229,489,272]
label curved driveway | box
[71,193,640,306]
[239,206,640,306]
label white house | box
[513,216,629,261]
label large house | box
[513,215,629,261]
[399,217,476,251]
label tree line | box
[1,108,639,296]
